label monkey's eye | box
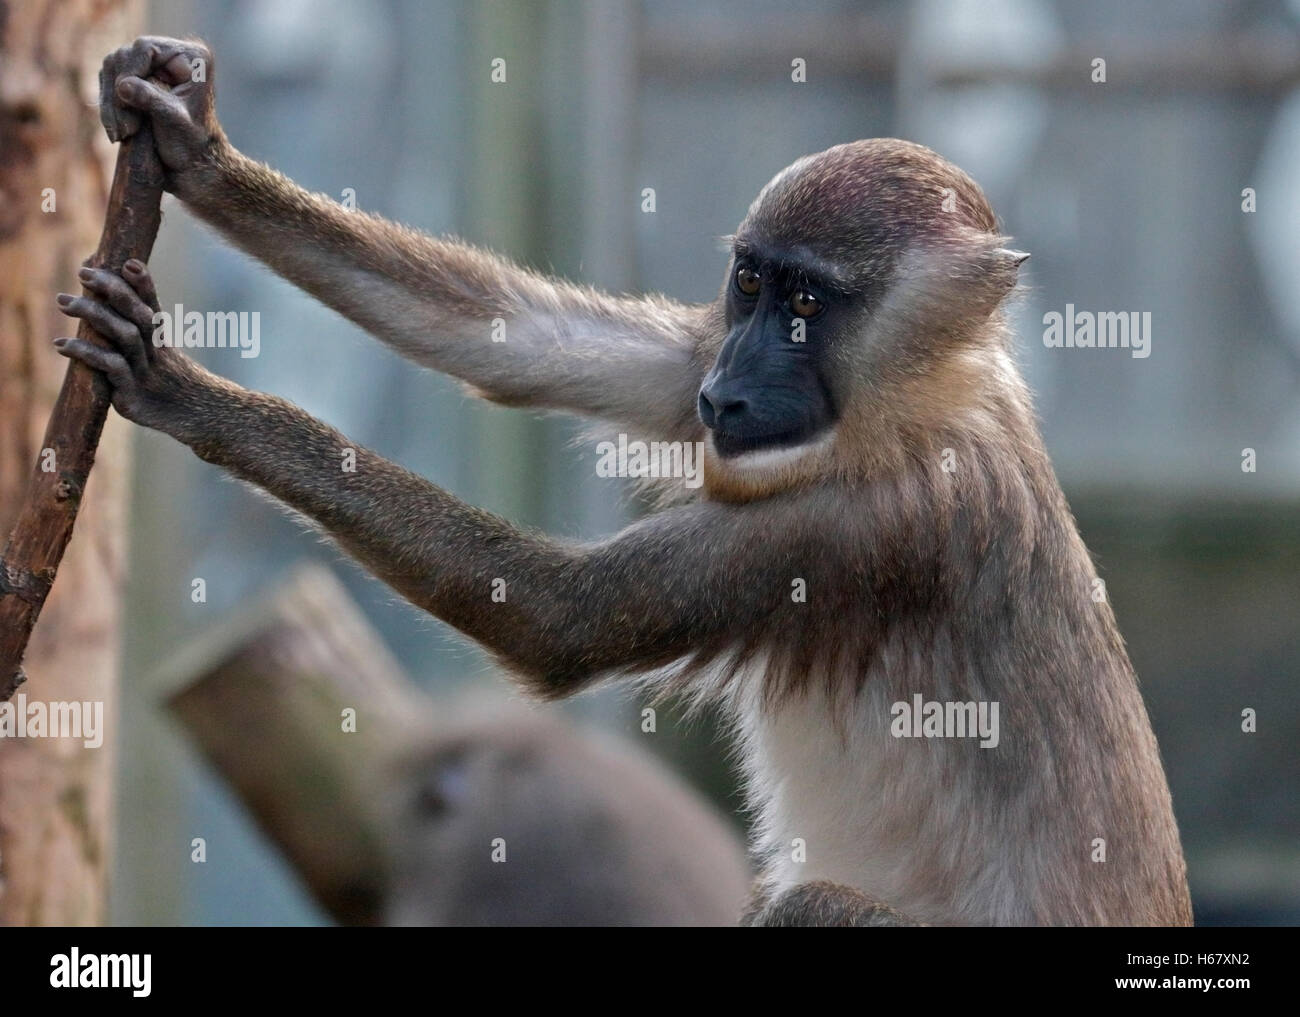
[790,290,821,318]
[735,266,761,296]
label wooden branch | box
[0,124,164,702]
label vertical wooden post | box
[0,0,146,925]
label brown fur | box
[742,881,925,927]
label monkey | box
[58,36,1193,926]
[386,696,751,927]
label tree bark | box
[0,0,142,926]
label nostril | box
[718,397,748,423]
[698,390,716,427]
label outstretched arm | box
[55,264,789,693]
[97,36,706,440]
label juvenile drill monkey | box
[60,36,1192,926]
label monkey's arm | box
[188,382,767,689]
[186,148,704,437]
[96,38,704,440]
[57,265,793,693]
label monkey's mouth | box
[709,426,814,459]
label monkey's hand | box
[98,36,223,185]
[53,261,221,441]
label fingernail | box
[78,266,94,281]
[52,338,67,347]
[56,293,73,306]
[124,259,142,273]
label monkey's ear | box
[985,244,1029,298]
[883,234,1027,339]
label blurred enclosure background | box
[114,0,1299,924]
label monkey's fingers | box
[122,259,162,312]
[113,76,193,134]
[98,37,199,142]
[52,338,133,389]
[55,290,149,377]
[99,41,159,142]
[76,265,159,357]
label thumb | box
[115,76,191,130]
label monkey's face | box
[697,243,845,460]
[699,139,1019,501]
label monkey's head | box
[698,138,1028,501]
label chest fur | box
[732,679,1042,925]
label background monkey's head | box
[699,139,1029,501]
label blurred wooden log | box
[160,564,431,925]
